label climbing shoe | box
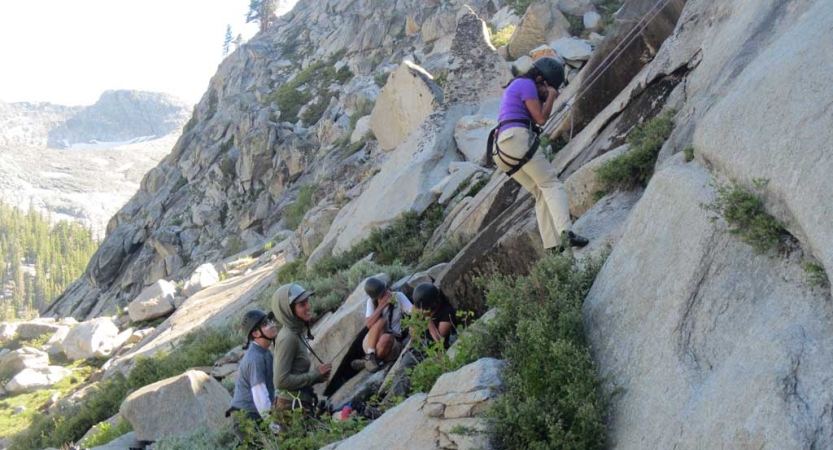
[567,231,589,248]
[560,230,589,248]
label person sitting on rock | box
[228,309,278,442]
[272,283,331,415]
[411,282,456,350]
[490,56,589,251]
[350,276,413,373]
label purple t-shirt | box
[498,78,539,134]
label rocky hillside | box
[8,0,829,448]
[0,91,190,237]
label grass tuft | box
[596,110,675,190]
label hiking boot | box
[350,357,367,371]
[365,353,383,373]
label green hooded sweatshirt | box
[271,284,321,404]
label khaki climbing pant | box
[495,127,572,249]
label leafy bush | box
[9,374,130,450]
[477,251,610,450]
[277,260,409,317]
[803,262,829,287]
[81,419,132,447]
[508,0,535,15]
[127,325,238,389]
[311,204,445,277]
[596,110,675,190]
[683,146,694,162]
[490,24,516,48]
[702,179,787,254]
[283,184,318,231]
[418,237,466,270]
[236,408,367,450]
[154,424,238,450]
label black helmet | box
[364,277,387,301]
[413,282,440,310]
[532,57,565,89]
[241,309,268,340]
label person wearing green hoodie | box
[271,283,331,415]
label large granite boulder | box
[0,347,49,375]
[308,105,468,264]
[128,279,177,322]
[370,61,443,151]
[182,264,220,298]
[444,9,512,106]
[584,161,833,449]
[563,144,629,218]
[0,323,18,344]
[507,1,571,60]
[453,99,500,166]
[43,326,72,356]
[120,370,231,441]
[63,317,122,360]
[322,358,504,450]
[5,366,72,393]
[15,321,62,340]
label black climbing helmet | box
[412,282,441,310]
[532,57,565,89]
[364,277,388,301]
[241,309,268,340]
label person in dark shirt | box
[412,282,456,350]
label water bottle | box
[341,403,353,420]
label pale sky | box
[0,1,296,106]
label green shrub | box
[803,262,829,287]
[402,310,478,394]
[154,424,238,450]
[702,179,787,254]
[478,251,610,450]
[275,258,309,285]
[596,110,675,190]
[508,0,535,15]
[490,24,516,48]
[418,237,466,270]
[283,184,318,231]
[373,72,389,87]
[127,325,238,390]
[301,99,329,125]
[81,419,132,447]
[565,14,585,36]
[683,146,694,162]
[9,375,130,450]
[224,234,246,257]
[311,204,445,276]
[307,260,409,316]
[236,408,367,450]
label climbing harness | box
[486,119,543,177]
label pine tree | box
[246,0,281,34]
[223,24,233,56]
[0,201,98,320]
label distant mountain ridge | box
[46,90,191,148]
[0,90,191,149]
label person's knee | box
[376,334,394,358]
